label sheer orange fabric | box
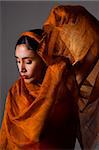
[0,57,79,150]
[42,5,99,65]
[41,5,99,149]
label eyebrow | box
[15,56,34,60]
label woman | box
[0,29,80,150]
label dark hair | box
[15,29,44,52]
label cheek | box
[27,62,38,75]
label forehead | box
[15,44,36,58]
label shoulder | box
[8,78,21,93]
[46,56,73,82]
[49,56,72,72]
[4,79,21,107]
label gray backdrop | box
[0,0,99,128]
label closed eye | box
[25,60,32,64]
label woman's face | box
[15,44,43,83]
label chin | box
[24,78,35,84]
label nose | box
[20,62,26,73]
[21,68,26,73]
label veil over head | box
[41,5,99,65]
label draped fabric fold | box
[41,5,99,65]
[39,5,99,149]
[0,58,79,150]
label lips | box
[21,75,28,79]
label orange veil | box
[0,54,79,149]
[42,5,99,65]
